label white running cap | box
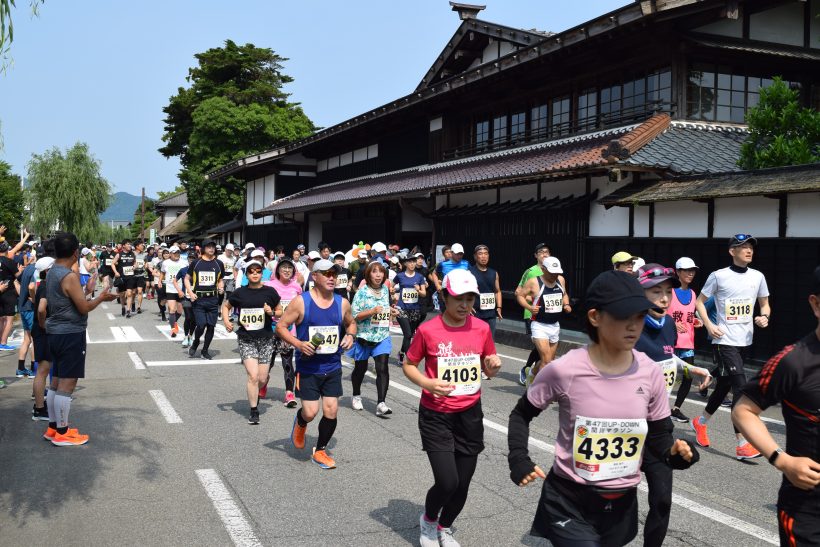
[675,257,699,270]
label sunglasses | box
[316,269,338,278]
[732,234,753,241]
[640,267,676,279]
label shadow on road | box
[369,499,424,545]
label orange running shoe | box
[312,448,336,469]
[291,414,306,449]
[171,323,179,337]
[690,417,710,447]
[736,442,761,460]
[51,430,89,446]
[43,427,78,440]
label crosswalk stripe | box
[110,326,142,342]
[145,358,241,366]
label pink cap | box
[442,269,479,296]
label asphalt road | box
[0,302,788,546]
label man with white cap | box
[303,251,321,291]
[161,246,186,337]
[430,243,470,311]
[517,256,571,386]
[276,258,356,470]
[185,238,225,360]
[234,243,255,287]
[217,243,237,305]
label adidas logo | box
[635,387,644,394]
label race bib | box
[658,358,679,395]
[136,259,145,268]
[724,298,753,324]
[542,293,563,313]
[122,266,134,276]
[280,299,291,311]
[239,307,265,331]
[479,293,495,311]
[198,271,216,287]
[370,310,390,328]
[437,354,481,396]
[308,325,339,354]
[572,416,647,482]
[401,288,419,304]
[335,274,348,288]
[105,259,113,266]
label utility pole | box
[140,187,145,244]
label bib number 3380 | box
[572,416,647,481]
[437,354,481,396]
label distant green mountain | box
[100,192,149,221]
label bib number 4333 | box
[572,416,647,482]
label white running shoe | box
[419,513,439,547]
[438,527,460,547]
[351,395,363,411]
[181,336,190,348]
[375,402,392,417]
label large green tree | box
[0,0,42,72]
[739,77,820,169]
[26,142,112,241]
[0,160,23,238]
[159,40,316,227]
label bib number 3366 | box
[572,416,647,481]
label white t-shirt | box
[700,266,769,347]
[161,258,185,294]
[294,260,309,283]
[218,253,236,279]
[234,257,247,287]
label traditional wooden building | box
[208,0,820,358]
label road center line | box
[346,360,780,545]
[195,469,263,547]
[148,390,182,423]
[128,351,145,370]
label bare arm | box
[402,358,454,397]
[696,292,723,339]
[61,272,117,313]
[494,273,503,319]
[340,299,356,350]
[37,297,48,329]
[111,254,121,277]
[275,296,307,351]
[8,229,30,257]
[221,300,233,331]
[755,296,771,328]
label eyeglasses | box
[316,269,338,278]
[640,267,676,279]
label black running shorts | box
[49,332,87,379]
[418,401,485,456]
[193,296,219,326]
[295,367,343,401]
[778,487,820,547]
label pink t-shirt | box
[527,346,670,489]
[265,278,302,333]
[406,315,496,413]
[668,288,696,349]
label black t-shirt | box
[99,251,113,273]
[0,256,17,283]
[334,267,350,297]
[227,285,280,339]
[470,265,498,319]
[190,258,225,293]
[32,281,47,336]
[741,332,820,499]
[118,251,136,277]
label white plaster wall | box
[448,189,496,207]
[262,175,275,225]
[542,178,587,199]
[787,193,820,237]
[308,212,331,250]
[482,40,498,63]
[693,17,742,38]
[634,206,650,237]
[253,179,265,226]
[402,205,433,232]
[749,3,804,47]
[714,196,779,237]
[499,41,516,57]
[589,175,631,236]
[245,180,256,226]
[654,201,709,238]
[500,184,538,203]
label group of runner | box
[11,231,817,547]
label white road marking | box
[145,358,241,367]
[195,469,262,547]
[106,313,116,321]
[350,360,780,545]
[101,304,109,310]
[110,326,142,342]
[128,351,145,370]
[148,389,182,423]
[156,324,174,340]
[88,338,168,345]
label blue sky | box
[0,1,628,197]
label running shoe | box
[419,513,439,547]
[126,311,132,319]
[698,388,709,399]
[258,383,268,399]
[188,346,197,358]
[51,430,89,446]
[181,336,190,348]
[481,371,490,381]
[375,402,392,417]
[0,343,18,350]
[397,353,404,367]
[171,323,179,337]
[137,308,142,314]
[121,306,126,317]
[32,407,49,421]
[248,409,260,425]
[720,398,733,408]
[15,369,28,377]
[290,414,306,449]
[0,380,6,389]
[736,442,762,460]
[670,408,689,423]
[518,366,529,386]
[690,417,710,447]
[351,395,363,411]
[438,527,460,547]
[311,448,336,469]
[43,427,78,441]
[284,391,297,408]
[201,350,213,360]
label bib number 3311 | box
[572,416,647,481]
[437,354,481,396]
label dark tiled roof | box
[207,218,244,233]
[600,163,820,206]
[253,125,639,216]
[687,34,820,62]
[625,121,748,174]
[431,192,597,217]
[155,191,188,208]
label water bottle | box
[309,332,326,349]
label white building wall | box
[693,17,743,38]
[714,196,779,237]
[634,206,650,237]
[654,201,709,238]
[499,184,537,203]
[787,193,820,237]
[448,189,496,207]
[542,179,586,198]
[589,175,631,236]
[308,212,331,250]
[749,3,804,47]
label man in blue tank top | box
[276,258,356,470]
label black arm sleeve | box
[507,395,544,484]
[646,417,699,470]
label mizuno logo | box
[636,387,644,394]
[554,519,571,528]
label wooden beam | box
[707,199,715,238]
[778,195,788,237]
[648,202,655,237]
[629,205,635,237]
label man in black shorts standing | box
[112,239,137,318]
[45,232,118,446]
[733,265,820,547]
[185,239,225,360]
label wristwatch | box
[768,447,784,466]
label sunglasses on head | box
[316,269,338,277]
[733,234,752,241]
[641,267,676,279]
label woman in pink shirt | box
[403,269,502,547]
[508,270,699,547]
[261,258,302,407]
